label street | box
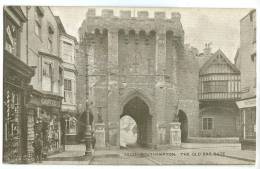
[39,143,255,165]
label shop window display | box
[3,88,21,163]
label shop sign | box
[41,98,60,107]
[236,98,256,109]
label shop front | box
[26,92,63,162]
[3,52,34,163]
[3,6,35,164]
[236,97,256,150]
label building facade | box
[56,16,79,145]
[25,6,64,160]
[77,9,199,148]
[198,49,241,137]
[235,9,256,150]
[3,6,35,163]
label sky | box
[51,7,251,62]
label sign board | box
[236,98,256,109]
[41,98,60,107]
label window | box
[4,16,19,56]
[34,21,41,37]
[251,53,256,63]
[202,118,213,130]
[65,117,77,134]
[34,7,42,38]
[47,25,54,52]
[34,7,44,38]
[253,27,256,44]
[64,79,73,104]
[64,79,72,91]
[48,39,53,52]
[203,81,228,93]
[42,61,53,91]
[62,41,73,63]
[43,62,52,77]
[147,58,152,74]
[249,11,254,22]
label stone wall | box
[77,8,200,147]
[199,102,240,137]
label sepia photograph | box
[1,2,257,166]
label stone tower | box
[77,8,199,148]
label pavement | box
[37,143,255,165]
[33,144,93,165]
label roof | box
[196,53,213,68]
[240,9,256,22]
[55,16,78,43]
[199,49,240,75]
[55,16,66,34]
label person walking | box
[32,134,43,163]
[91,131,96,154]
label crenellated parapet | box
[79,8,184,41]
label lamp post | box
[82,32,93,156]
[84,99,92,156]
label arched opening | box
[120,96,152,148]
[178,110,188,142]
[120,115,137,148]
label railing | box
[199,92,241,100]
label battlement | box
[137,11,149,19]
[86,8,181,20]
[102,9,114,17]
[154,12,166,19]
[120,10,131,18]
[81,8,184,38]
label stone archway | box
[178,110,188,142]
[120,96,152,148]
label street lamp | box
[84,100,92,156]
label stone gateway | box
[77,9,199,148]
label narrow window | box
[202,117,213,130]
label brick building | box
[77,9,199,148]
[235,9,256,150]
[56,16,79,145]
[197,47,241,137]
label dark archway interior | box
[120,96,152,148]
[178,110,188,142]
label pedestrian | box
[32,134,43,163]
[91,131,96,153]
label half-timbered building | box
[198,49,241,137]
